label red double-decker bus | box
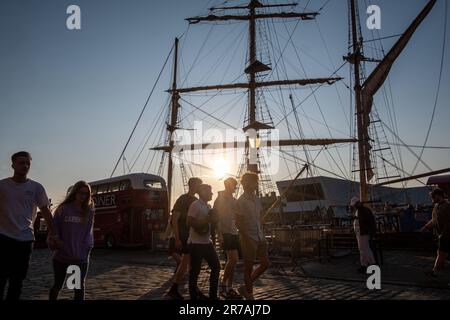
[73,173,168,248]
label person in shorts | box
[214,177,240,298]
[236,173,270,300]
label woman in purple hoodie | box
[48,181,94,300]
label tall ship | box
[110,0,449,235]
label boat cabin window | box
[285,183,325,202]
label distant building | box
[276,176,431,218]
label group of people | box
[1,150,449,301]
[0,151,94,300]
[165,174,270,300]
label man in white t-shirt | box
[0,151,57,300]
[186,184,220,300]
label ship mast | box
[154,0,358,197]
[248,0,257,132]
[176,1,344,183]
[348,0,369,202]
[346,0,437,203]
[167,37,179,208]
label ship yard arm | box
[167,78,343,94]
[186,2,318,25]
[151,139,357,153]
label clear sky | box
[1,0,449,205]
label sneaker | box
[238,285,251,300]
[225,288,242,299]
[166,289,184,300]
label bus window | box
[120,180,131,191]
[98,184,108,194]
[144,180,163,189]
[109,182,120,192]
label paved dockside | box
[20,248,450,300]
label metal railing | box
[267,224,332,273]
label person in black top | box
[166,177,203,300]
[350,197,377,273]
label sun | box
[213,159,229,178]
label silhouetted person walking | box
[350,197,377,273]
[214,177,240,298]
[421,189,450,277]
[237,173,270,300]
[187,184,220,300]
[0,151,58,300]
[166,177,203,300]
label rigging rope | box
[129,105,167,173]
[180,97,238,130]
[318,0,332,12]
[275,61,348,126]
[276,148,349,181]
[411,0,448,175]
[178,72,246,123]
[379,119,432,172]
[110,44,174,178]
[128,95,170,171]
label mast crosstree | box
[158,0,351,200]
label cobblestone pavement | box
[19,249,450,300]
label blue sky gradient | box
[1,0,449,203]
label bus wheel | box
[106,234,116,249]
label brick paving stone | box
[13,248,450,300]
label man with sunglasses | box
[0,151,57,300]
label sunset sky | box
[1,0,449,205]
